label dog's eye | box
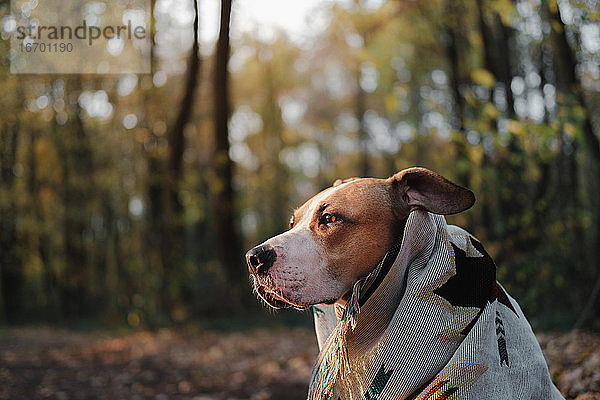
[319,213,339,226]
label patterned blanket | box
[310,209,564,400]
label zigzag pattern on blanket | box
[311,210,564,400]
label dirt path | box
[0,328,598,399]
[0,327,315,400]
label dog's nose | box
[245,244,276,275]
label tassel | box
[308,279,363,400]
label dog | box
[246,167,564,400]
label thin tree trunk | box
[170,0,200,184]
[476,0,495,75]
[445,23,470,187]
[213,0,244,305]
[477,0,525,250]
[27,128,58,320]
[497,16,515,117]
[0,98,22,323]
[476,0,516,117]
[164,0,202,316]
[58,78,95,317]
[356,70,369,177]
[144,0,201,321]
[263,59,289,233]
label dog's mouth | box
[256,285,293,309]
[253,278,307,311]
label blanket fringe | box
[307,280,362,400]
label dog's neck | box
[335,218,431,357]
[330,246,401,356]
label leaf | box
[507,119,526,136]
[573,105,587,122]
[563,123,578,138]
[464,91,478,106]
[490,0,517,26]
[384,94,397,113]
[483,102,500,119]
[471,68,496,89]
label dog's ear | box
[333,177,360,187]
[388,167,475,215]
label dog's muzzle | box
[246,244,298,309]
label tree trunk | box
[356,70,369,177]
[476,0,515,117]
[164,0,201,317]
[170,0,200,184]
[0,102,22,323]
[213,0,244,305]
[27,128,58,320]
[445,22,470,188]
[58,78,95,317]
[476,0,525,250]
[496,16,515,117]
[263,59,289,234]
[144,0,201,321]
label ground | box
[0,327,598,400]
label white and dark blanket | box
[310,209,564,400]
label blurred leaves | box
[471,68,496,89]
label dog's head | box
[245,167,475,309]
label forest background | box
[0,0,599,334]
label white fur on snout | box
[263,229,345,306]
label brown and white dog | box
[245,167,564,400]
[245,167,474,310]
